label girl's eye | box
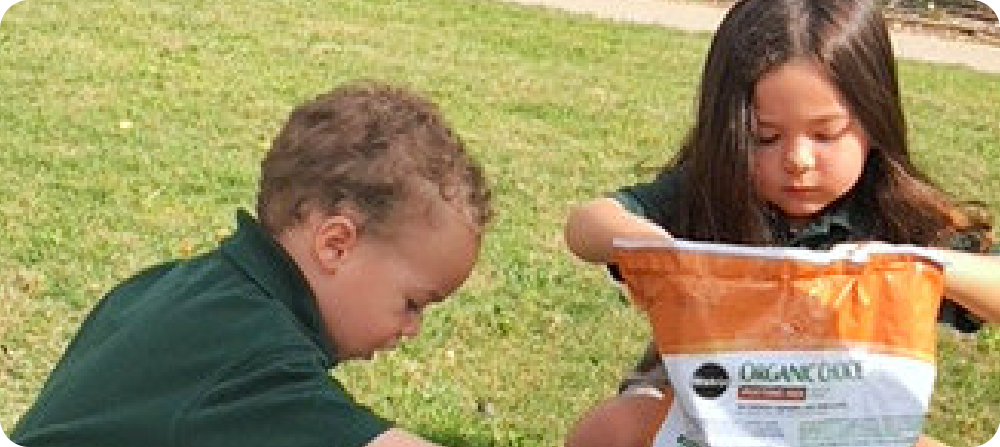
[815,127,848,143]
[814,133,838,143]
[755,134,780,146]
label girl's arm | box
[565,198,672,264]
[935,249,1000,324]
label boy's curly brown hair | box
[257,81,491,236]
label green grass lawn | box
[1,1,998,445]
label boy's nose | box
[401,316,422,338]
[784,137,817,173]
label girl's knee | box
[916,435,950,447]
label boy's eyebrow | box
[427,291,447,304]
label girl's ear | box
[312,215,361,273]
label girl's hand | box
[565,198,673,264]
[829,241,945,265]
[831,242,1000,324]
[925,248,1000,324]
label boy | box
[11,81,491,447]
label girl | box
[562,0,1000,446]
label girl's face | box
[751,59,870,224]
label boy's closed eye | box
[405,292,445,313]
[405,298,422,313]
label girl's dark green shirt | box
[12,210,391,447]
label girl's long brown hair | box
[665,0,993,251]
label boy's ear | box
[312,215,360,273]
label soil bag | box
[612,238,946,447]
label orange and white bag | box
[612,238,946,447]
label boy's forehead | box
[391,179,483,234]
[392,193,483,290]
[408,193,482,237]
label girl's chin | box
[776,204,827,221]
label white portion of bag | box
[652,350,935,447]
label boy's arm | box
[565,198,672,264]
[366,429,447,447]
[935,249,1000,324]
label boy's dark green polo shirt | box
[611,170,995,333]
[12,210,391,447]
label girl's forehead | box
[752,60,852,119]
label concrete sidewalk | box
[497,0,1000,74]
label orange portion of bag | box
[613,245,945,362]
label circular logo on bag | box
[692,363,729,399]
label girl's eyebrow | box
[756,114,850,127]
[806,114,850,124]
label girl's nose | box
[784,136,817,173]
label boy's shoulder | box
[61,236,324,377]
[51,208,333,396]
[12,227,364,447]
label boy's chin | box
[339,352,375,362]
[339,340,402,361]
[357,346,395,361]
[335,347,375,362]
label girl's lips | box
[783,186,819,198]
[784,186,817,193]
